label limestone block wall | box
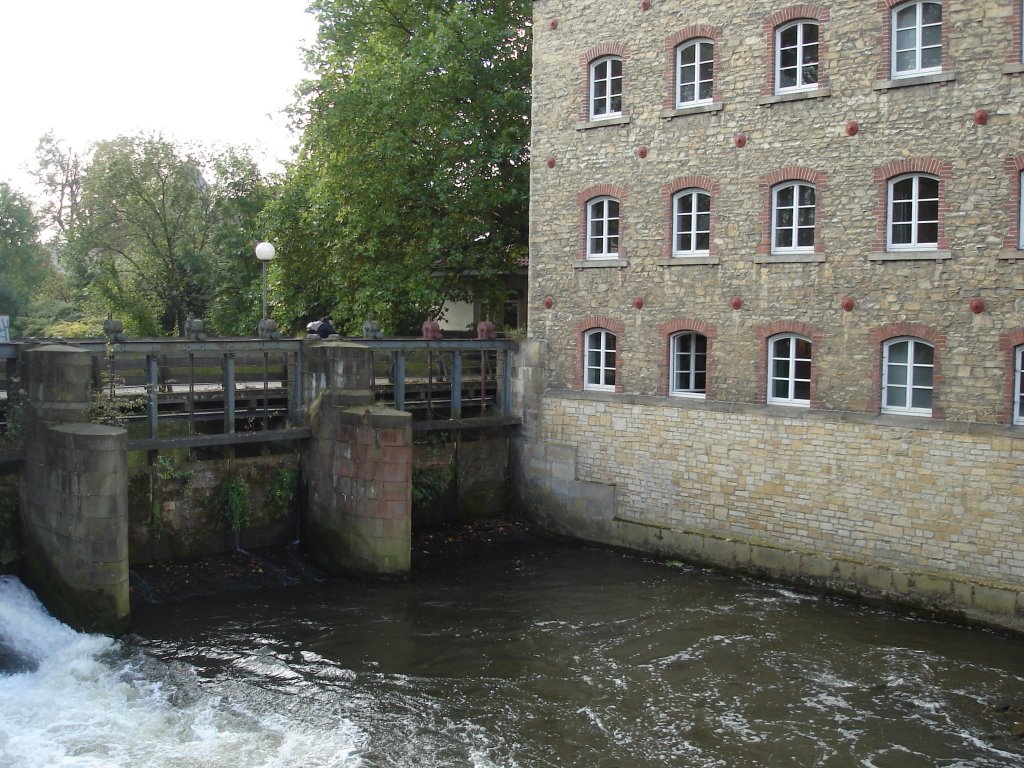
[529,0,1024,424]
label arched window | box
[670,332,708,397]
[768,334,812,406]
[676,39,713,107]
[672,189,711,256]
[584,329,617,391]
[888,173,939,250]
[891,1,942,78]
[586,197,620,259]
[772,182,816,253]
[882,337,934,415]
[776,20,819,93]
[590,56,623,119]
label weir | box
[0,334,518,633]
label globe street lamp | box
[255,241,277,338]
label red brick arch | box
[998,328,1024,424]
[573,316,626,393]
[867,322,948,418]
[757,167,828,255]
[657,318,717,397]
[753,321,824,408]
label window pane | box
[922,24,941,47]
[913,364,933,388]
[794,361,811,380]
[891,223,912,244]
[916,222,938,244]
[888,341,909,365]
[921,46,941,69]
[918,176,938,199]
[892,177,914,201]
[804,24,819,44]
[680,83,695,103]
[773,380,790,399]
[798,185,815,207]
[922,2,942,24]
[911,387,932,409]
[887,385,906,406]
[794,380,811,401]
[912,342,933,366]
[795,338,812,358]
[681,45,696,66]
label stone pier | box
[17,345,129,634]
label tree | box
[40,135,272,337]
[0,183,50,334]
[265,0,531,334]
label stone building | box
[517,0,1024,630]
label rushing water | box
[3,539,1024,767]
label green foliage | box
[266,466,299,519]
[265,0,531,333]
[412,466,450,507]
[88,344,146,426]
[217,474,250,533]
[156,455,193,487]
[0,182,51,333]
[36,134,273,337]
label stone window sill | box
[655,256,720,266]
[660,101,724,120]
[868,250,952,262]
[998,248,1024,261]
[757,86,831,106]
[754,252,826,264]
[576,115,631,131]
[574,258,629,269]
[873,71,956,91]
[1002,62,1024,75]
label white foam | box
[0,577,365,768]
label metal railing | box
[0,336,519,452]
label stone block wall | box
[529,0,1024,423]
[520,0,1024,629]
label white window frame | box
[775,20,819,94]
[676,39,714,107]
[882,337,934,416]
[584,329,617,392]
[771,182,816,254]
[672,189,711,257]
[586,196,620,260]
[891,1,942,78]
[590,56,623,119]
[1015,345,1024,426]
[768,334,812,407]
[887,173,939,251]
[670,331,708,399]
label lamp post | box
[255,241,276,338]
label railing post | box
[223,352,235,434]
[393,351,406,411]
[146,354,159,440]
[451,351,463,419]
[502,347,512,417]
[291,347,302,426]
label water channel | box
[2,537,1024,767]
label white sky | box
[0,0,318,195]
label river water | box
[2,538,1024,767]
